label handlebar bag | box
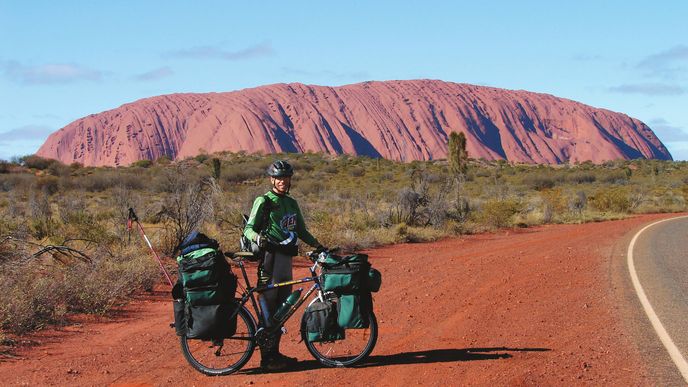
[321,254,369,293]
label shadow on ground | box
[241,347,551,374]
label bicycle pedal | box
[281,327,287,334]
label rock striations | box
[37,80,672,166]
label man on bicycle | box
[243,159,323,371]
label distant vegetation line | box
[0,152,686,339]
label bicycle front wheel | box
[302,311,378,367]
[180,304,256,376]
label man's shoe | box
[273,353,298,365]
[260,353,297,372]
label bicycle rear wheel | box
[180,304,256,376]
[302,311,377,367]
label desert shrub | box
[222,165,264,183]
[34,176,60,195]
[600,170,630,184]
[155,155,172,165]
[591,187,631,213]
[28,189,57,239]
[323,164,339,174]
[64,251,158,314]
[567,171,596,184]
[157,170,220,255]
[20,155,55,170]
[522,173,557,190]
[0,272,68,333]
[132,159,153,168]
[0,161,11,174]
[349,166,366,177]
[0,246,159,334]
[474,198,523,228]
[194,154,209,164]
[47,162,71,177]
[0,173,34,192]
[569,191,587,215]
[71,171,146,192]
[539,188,568,214]
[296,178,324,196]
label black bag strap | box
[260,194,272,232]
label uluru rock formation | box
[36,80,672,166]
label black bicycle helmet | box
[266,160,294,177]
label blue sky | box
[1,1,687,161]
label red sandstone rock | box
[36,80,672,166]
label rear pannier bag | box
[186,302,238,339]
[337,293,372,329]
[304,300,345,342]
[174,232,238,339]
[321,254,369,293]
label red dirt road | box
[1,213,681,386]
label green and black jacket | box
[243,191,320,250]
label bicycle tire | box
[302,311,378,367]
[180,304,256,376]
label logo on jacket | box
[280,214,297,231]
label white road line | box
[627,215,688,383]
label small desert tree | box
[158,166,221,254]
[448,132,469,220]
[211,158,222,180]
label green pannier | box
[178,248,235,306]
[321,254,369,293]
[186,302,238,339]
[337,293,372,329]
[175,240,238,340]
[303,300,345,342]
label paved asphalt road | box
[630,216,688,385]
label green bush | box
[567,171,596,184]
[21,155,56,170]
[132,159,153,168]
[591,187,631,213]
[474,198,523,228]
[0,161,11,174]
[522,173,557,190]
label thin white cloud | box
[0,125,54,141]
[636,45,688,79]
[572,54,603,61]
[165,42,274,60]
[132,66,174,81]
[2,60,103,84]
[32,113,61,119]
[607,83,685,96]
[648,118,688,142]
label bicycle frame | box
[231,257,323,335]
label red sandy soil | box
[0,213,681,386]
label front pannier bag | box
[337,293,372,329]
[304,300,345,342]
[319,253,382,330]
